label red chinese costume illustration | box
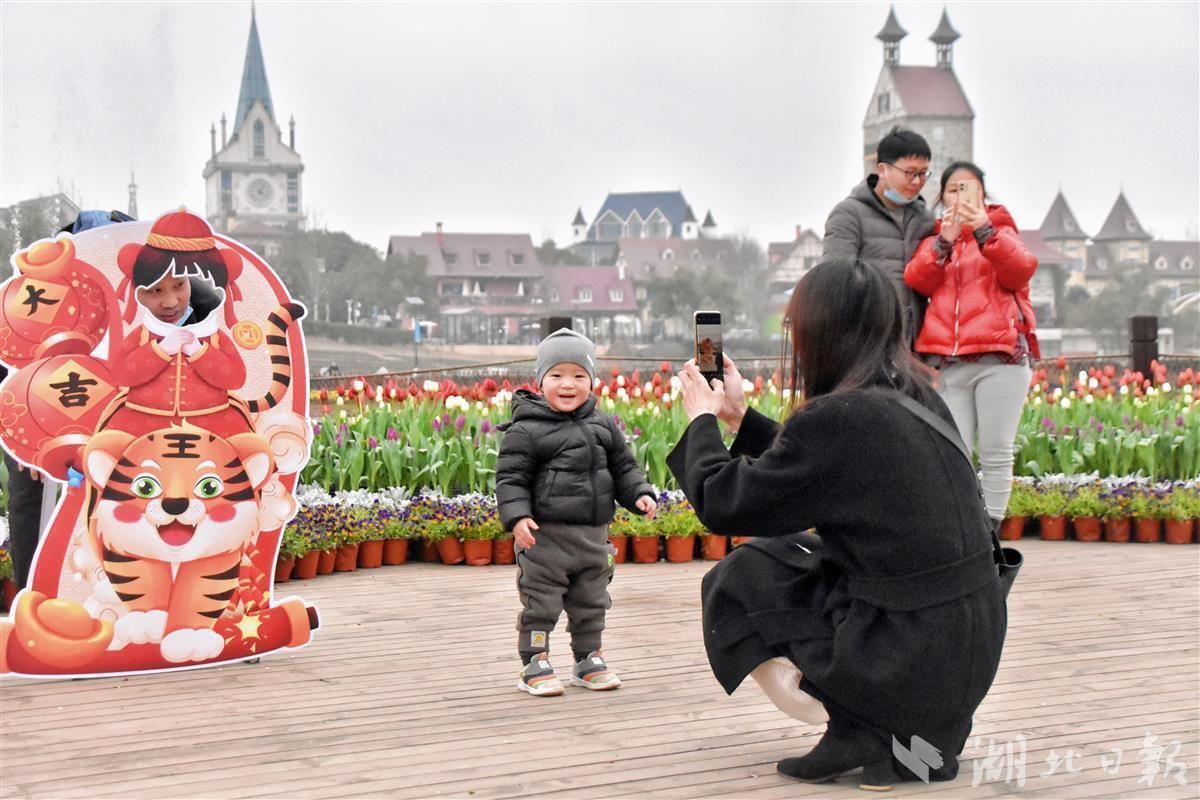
[0,208,317,677]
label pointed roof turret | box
[930,8,961,68]
[929,8,960,44]
[1039,191,1087,240]
[702,210,717,228]
[1094,192,1152,241]
[127,169,138,220]
[572,207,586,226]
[233,3,275,134]
[876,6,907,42]
[682,204,698,224]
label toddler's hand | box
[513,517,539,549]
[636,495,657,520]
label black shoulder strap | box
[887,390,1006,564]
[890,392,973,466]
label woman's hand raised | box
[715,354,748,430]
[677,361,723,422]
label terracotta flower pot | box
[334,543,360,572]
[357,539,385,569]
[631,535,660,563]
[436,536,466,565]
[1134,518,1161,543]
[0,578,17,612]
[731,536,755,548]
[700,534,728,560]
[420,538,440,562]
[316,549,337,575]
[1039,515,1067,541]
[274,555,295,583]
[664,535,696,563]
[382,538,410,566]
[1103,517,1131,543]
[608,535,629,564]
[999,517,1026,541]
[492,537,516,565]
[1072,516,1102,542]
[1164,519,1195,545]
[463,539,493,566]
[293,550,320,580]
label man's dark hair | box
[876,126,931,164]
[783,259,936,408]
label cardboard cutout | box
[0,208,318,677]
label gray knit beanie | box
[536,328,596,386]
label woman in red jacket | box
[904,161,1038,526]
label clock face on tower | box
[246,177,274,208]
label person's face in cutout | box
[136,273,192,324]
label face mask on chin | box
[883,186,917,206]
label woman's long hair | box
[782,259,937,411]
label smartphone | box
[694,310,723,386]
[956,180,981,211]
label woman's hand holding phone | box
[677,361,725,422]
[956,191,990,229]
[715,354,748,430]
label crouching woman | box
[667,260,1006,791]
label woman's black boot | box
[777,705,890,783]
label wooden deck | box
[1,539,1197,799]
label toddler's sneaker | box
[570,650,621,691]
[517,653,564,696]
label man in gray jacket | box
[822,126,935,344]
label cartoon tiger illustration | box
[245,301,305,413]
[81,422,275,663]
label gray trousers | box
[937,358,1033,520]
[515,522,615,656]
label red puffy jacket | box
[904,204,1040,359]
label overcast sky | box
[2,1,1198,253]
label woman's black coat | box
[667,388,1006,761]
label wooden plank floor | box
[1,539,1197,799]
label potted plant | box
[1064,479,1105,542]
[460,497,499,566]
[699,529,728,560]
[422,497,466,565]
[334,526,361,572]
[1100,477,1135,542]
[380,507,412,566]
[1002,478,1037,540]
[276,525,309,583]
[627,508,661,563]
[608,508,635,564]
[1033,479,1069,540]
[0,542,15,612]
[1129,483,1162,543]
[661,501,701,563]
[1163,482,1197,545]
[355,511,386,569]
[492,529,516,565]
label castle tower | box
[202,4,305,235]
[862,6,974,207]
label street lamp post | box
[406,296,425,370]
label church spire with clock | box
[203,3,305,236]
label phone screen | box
[694,311,723,385]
